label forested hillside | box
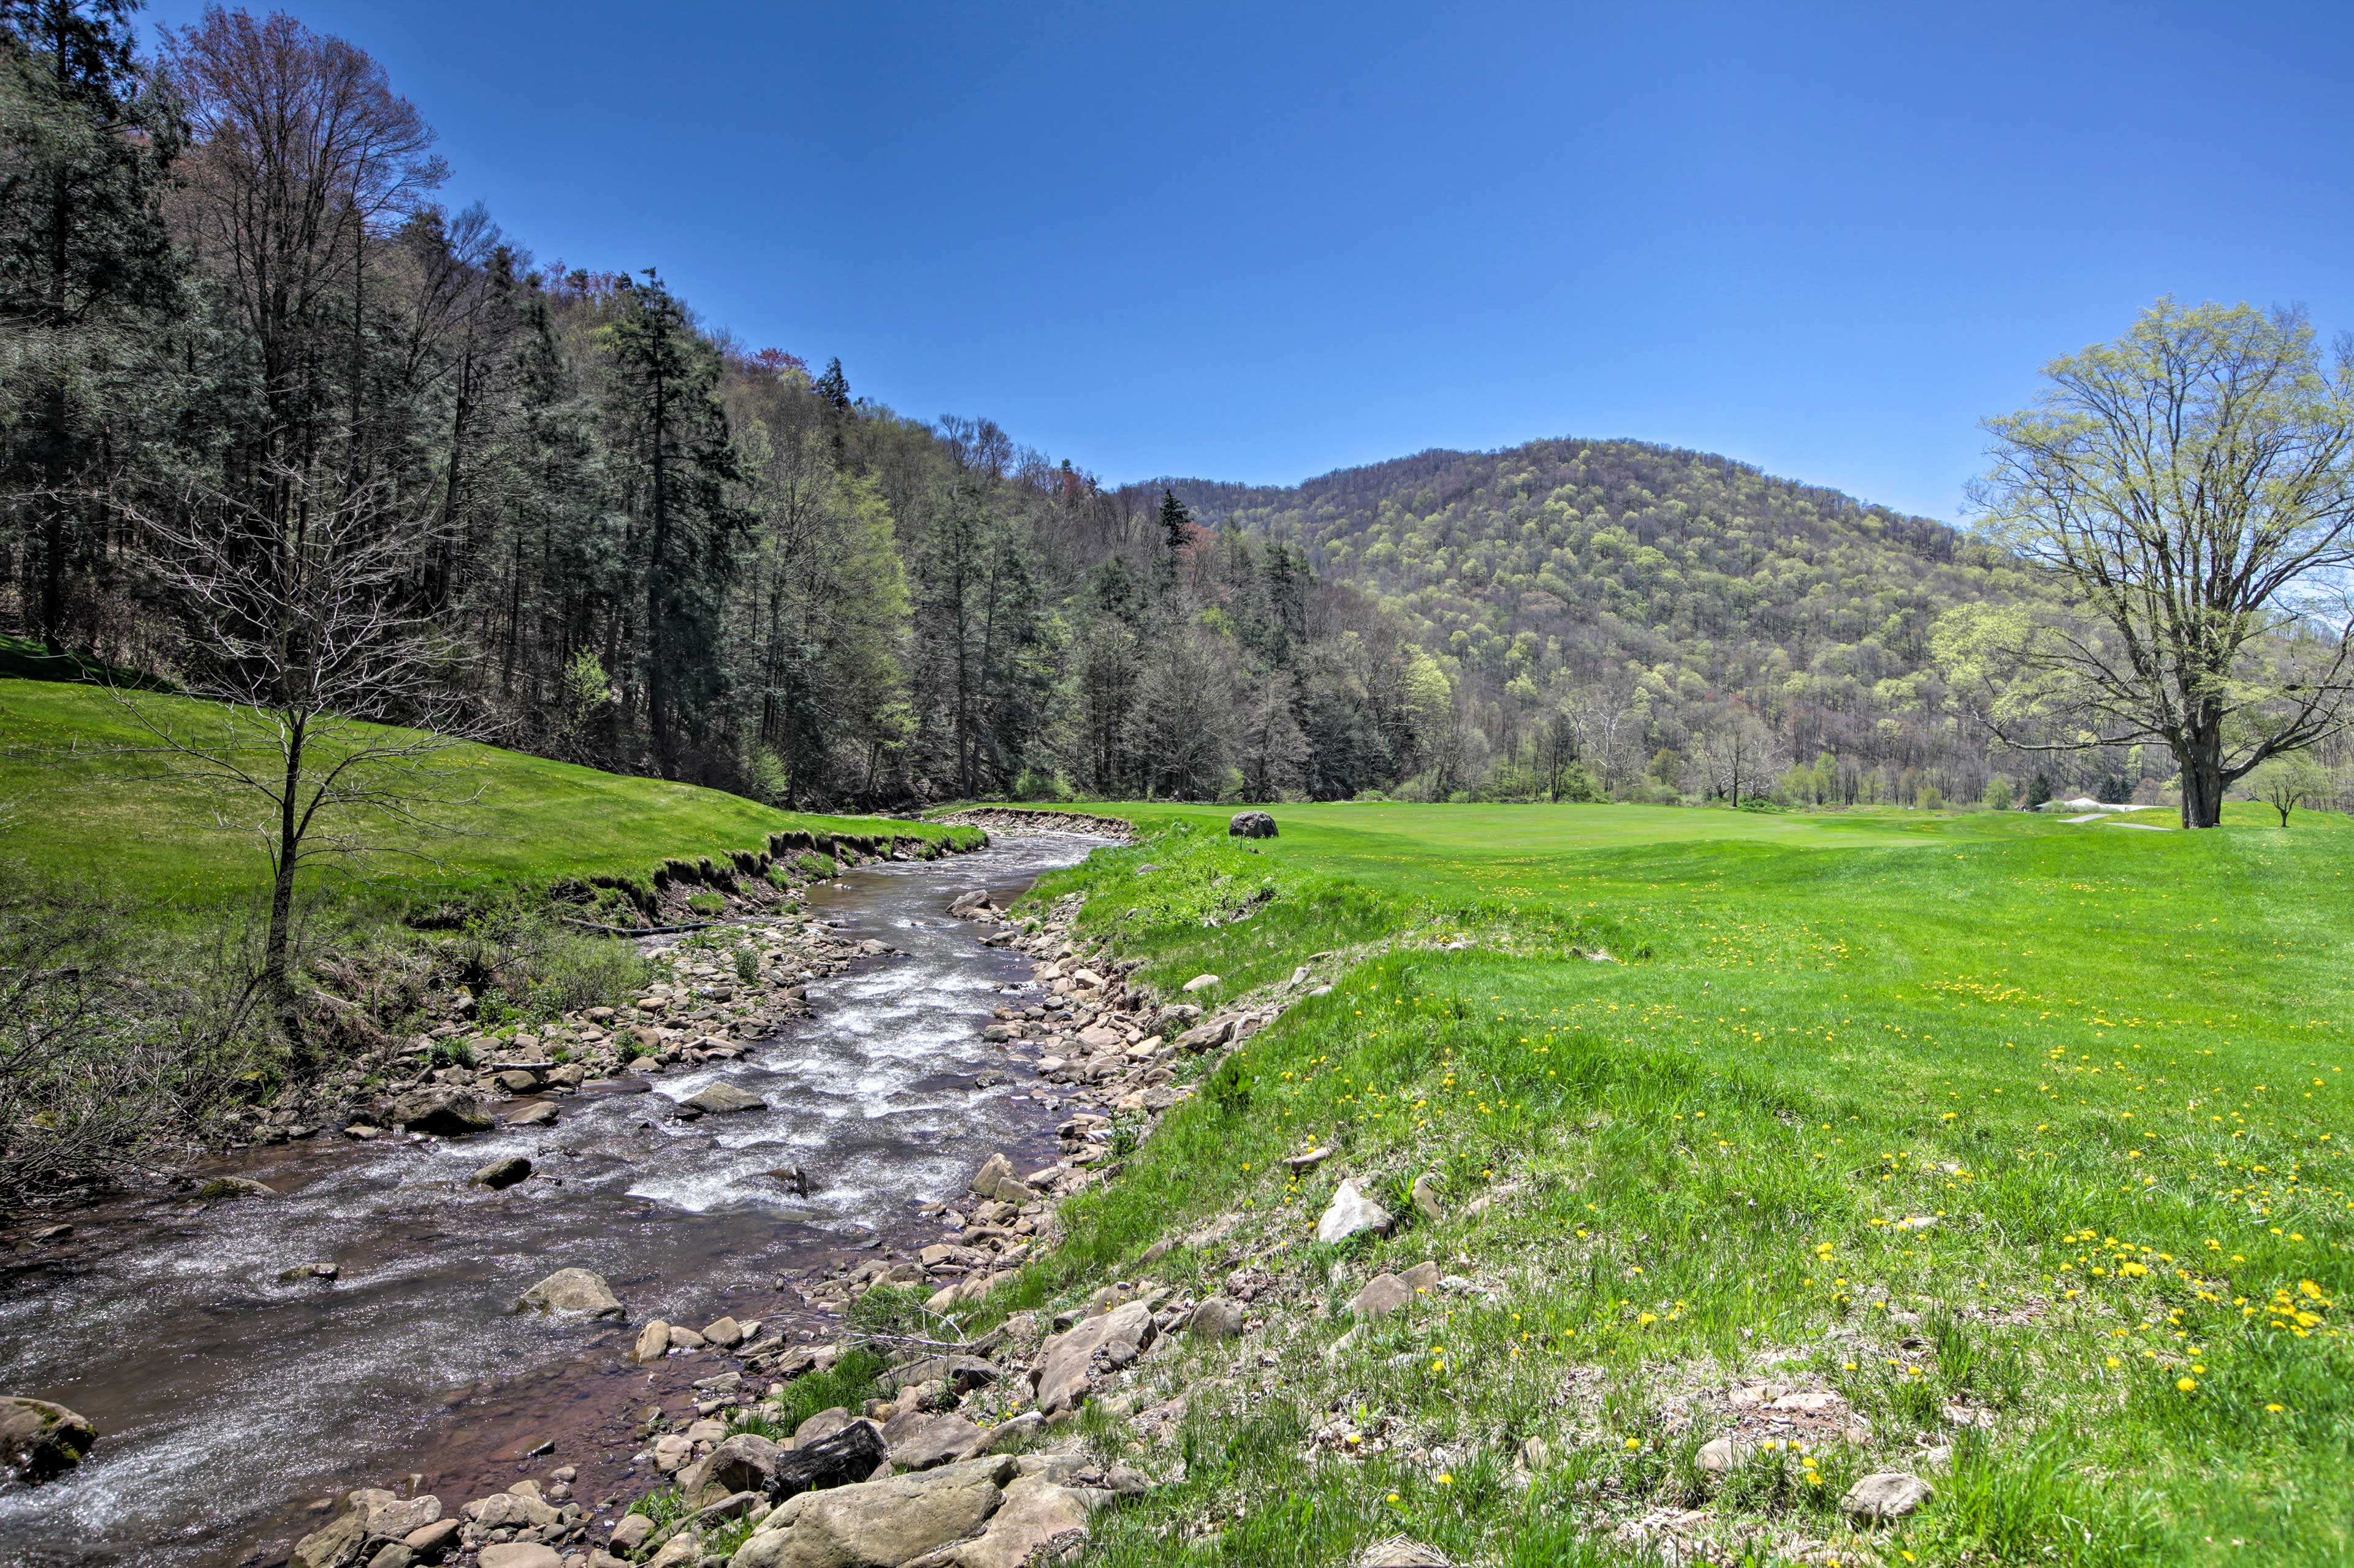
[2,4,2094,815]
[1157,441,2047,807]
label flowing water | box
[0,832,1099,1568]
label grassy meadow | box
[0,677,973,926]
[985,801,2352,1566]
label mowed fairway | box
[0,679,970,924]
[997,801,2353,1566]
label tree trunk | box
[2177,725,2225,829]
[268,717,309,1068]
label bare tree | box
[116,462,472,1064]
[1694,709,1775,805]
[1939,300,2354,828]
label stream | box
[0,832,1099,1568]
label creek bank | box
[300,873,1338,1568]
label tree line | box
[8,7,2349,828]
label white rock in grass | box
[1842,1470,1933,1521]
[1315,1179,1394,1246]
[1181,973,1221,993]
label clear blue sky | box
[139,1,2354,520]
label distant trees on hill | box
[6,6,2339,815]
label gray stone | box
[1409,1171,1444,1222]
[1032,1300,1155,1414]
[1187,1296,1245,1342]
[695,1433,785,1504]
[365,1545,415,1568]
[0,1396,96,1484]
[1314,1179,1393,1246]
[634,1319,672,1364]
[686,1082,767,1115]
[703,1315,744,1348]
[1842,1470,1933,1521]
[609,1513,654,1553]
[390,1086,493,1137]
[885,1410,991,1471]
[402,1518,460,1557]
[731,1455,1016,1568]
[1696,1434,1755,1477]
[471,1155,531,1190]
[1179,973,1221,993]
[908,1472,1091,1567]
[279,1261,340,1283]
[478,1545,563,1568]
[516,1267,622,1319]
[1347,1274,1412,1320]
[1227,811,1278,839]
[506,1099,558,1127]
[968,1152,1032,1205]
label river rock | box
[883,1410,990,1471]
[1227,810,1277,839]
[366,1545,415,1568]
[350,1488,441,1538]
[0,1396,96,1483]
[517,1267,622,1319]
[478,1545,563,1568]
[1315,1179,1394,1245]
[199,1174,280,1199]
[968,1152,1031,1205]
[732,1454,1016,1568]
[686,1082,767,1115]
[290,1508,365,1568]
[704,1315,744,1348]
[506,1100,558,1128]
[402,1518,460,1556]
[610,1513,654,1553]
[634,1320,672,1364]
[391,1086,492,1137]
[1843,1470,1933,1521]
[910,1472,1091,1568]
[692,1433,785,1507]
[1032,1300,1154,1414]
[472,1155,531,1190]
[279,1261,339,1282]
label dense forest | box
[0,2,2176,813]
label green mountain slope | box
[1160,438,2041,802]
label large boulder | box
[908,1473,1091,1568]
[517,1267,622,1319]
[730,1455,1015,1568]
[0,1396,96,1483]
[691,1433,786,1509]
[1031,1301,1154,1415]
[1227,810,1278,839]
[1315,1179,1394,1246]
[391,1086,492,1137]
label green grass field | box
[987,800,2352,1567]
[0,678,968,924]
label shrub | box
[731,943,758,983]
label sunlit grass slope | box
[999,801,2354,1566]
[0,678,966,923]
